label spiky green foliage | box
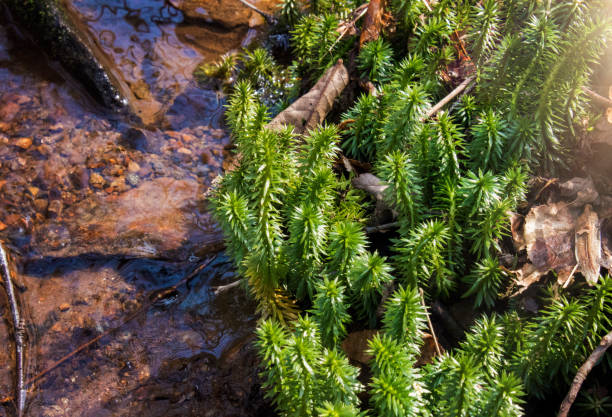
[280,0,301,26]
[468,0,502,66]
[348,251,394,326]
[456,94,477,129]
[390,54,427,90]
[358,38,394,84]
[378,150,423,227]
[327,220,368,277]
[575,390,612,417]
[459,169,502,217]
[292,13,349,76]
[300,124,341,174]
[394,220,453,296]
[391,0,424,29]
[211,190,254,268]
[462,256,507,308]
[513,294,587,396]
[220,1,611,415]
[480,371,526,417]
[382,285,427,354]
[460,314,505,378]
[577,275,612,354]
[225,80,258,141]
[501,163,528,207]
[257,316,363,417]
[469,109,509,172]
[341,93,382,160]
[368,334,426,417]
[432,112,466,183]
[311,277,351,347]
[287,203,328,299]
[380,84,431,154]
[468,197,512,258]
[241,48,278,82]
[317,402,366,417]
[477,1,612,170]
[428,353,485,417]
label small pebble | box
[59,303,70,312]
[127,161,141,173]
[15,137,32,149]
[126,173,140,186]
[89,172,106,189]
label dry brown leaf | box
[513,178,612,290]
[559,177,599,206]
[608,86,612,123]
[267,60,349,134]
[341,329,379,365]
[575,204,601,285]
[359,0,384,48]
[351,172,387,201]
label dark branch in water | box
[0,241,26,417]
[236,0,278,25]
[0,255,217,404]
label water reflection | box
[64,0,247,124]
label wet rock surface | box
[3,0,127,109]
[1,255,270,417]
[170,0,279,28]
[63,0,258,124]
[0,3,268,416]
[34,177,224,260]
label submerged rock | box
[33,177,224,260]
[4,0,127,109]
[169,0,279,28]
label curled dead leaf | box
[575,204,601,285]
[351,172,387,201]
[513,178,611,290]
[267,60,349,134]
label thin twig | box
[0,241,26,417]
[213,279,243,295]
[582,87,612,109]
[448,80,476,114]
[557,330,612,417]
[330,3,369,52]
[424,75,476,119]
[420,288,442,356]
[236,0,277,25]
[533,177,558,202]
[365,221,400,234]
[1,255,216,403]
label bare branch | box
[420,288,442,356]
[236,0,277,25]
[0,241,26,417]
[213,279,243,295]
[424,75,476,119]
[557,330,612,417]
[365,221,400,234]
[582,87,612,109]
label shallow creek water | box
[0,2,271,416]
